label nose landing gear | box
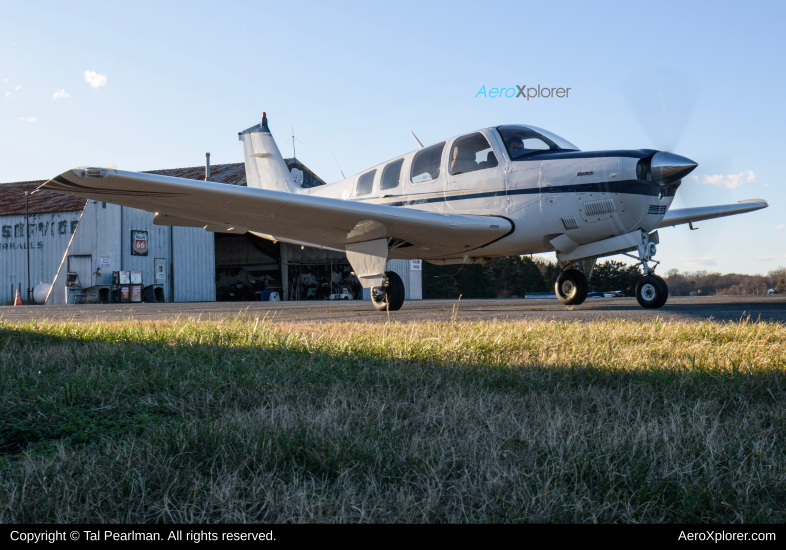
[621,230,669,309]
[636,274,669,308]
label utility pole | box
[25,191,30,304]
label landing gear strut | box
[555,269,588,305]
[371,270,405,311]
[622,231,669,309]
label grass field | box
[1,316,785,523]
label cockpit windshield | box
[497,125,579,160]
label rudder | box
[238,113,304,193]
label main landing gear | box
[555,269,588,305]
[371,270,405,311]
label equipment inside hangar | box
[214,233,361,302]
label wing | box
[40,167,511,259]
[657,199,768,228]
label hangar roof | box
[0,159,325,216]
[0,180,88,216]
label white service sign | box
[411,259,422,271]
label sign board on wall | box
[99,256,110,267]
[411,259,422,271]
[131,230,148,256]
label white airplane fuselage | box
[309,126,676,263]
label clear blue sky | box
[2,0,783,275]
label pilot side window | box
[497,125,572,160]
[356,170,376,197]
[380,158,404,191]
[410,142,445,184]
[449,133,498,176]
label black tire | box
[372,270,405,311]
[636,274,669,309]
[555,269,588,305]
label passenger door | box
[443,130,505,214]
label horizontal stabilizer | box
[657,199,768,228]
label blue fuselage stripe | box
[357,179,675,207]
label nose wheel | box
[635,274,669,309]
[555,269,588,305]
[617,230,669,309]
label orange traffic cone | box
[13,288,22,306]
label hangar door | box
[67,255,92,288]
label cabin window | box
[449,133,498,176]
[497,125,579,160]
[410,142,445,184]
[356,170,376,196]
[380,158,404,191]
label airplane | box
[40,113,768,311]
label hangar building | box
[0,159,422,305]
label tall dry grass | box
[0,317,784,523]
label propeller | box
[623,68,730,258]
[623,68,698,155]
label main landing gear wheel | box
[555,269,588,306]
[636,274,669,309]
[372,270,405,312]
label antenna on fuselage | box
[283,127,303,159]
[411,131,424,149]
[329,148,346,180]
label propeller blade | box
[622,68,699,153]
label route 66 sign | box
[131,230,148,256]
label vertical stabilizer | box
[239,113,304,193]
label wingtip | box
[738,198,769,208]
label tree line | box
[664,267,785,296]
[422,258,786,299]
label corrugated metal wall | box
[49,201,123,304]
[121,208,172,301]
[361,259,423,301]
[48,202,216,304]
[65,202,122,287]
[0,210,82,304]
[173,226,216,302]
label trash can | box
[130,284,142,302]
